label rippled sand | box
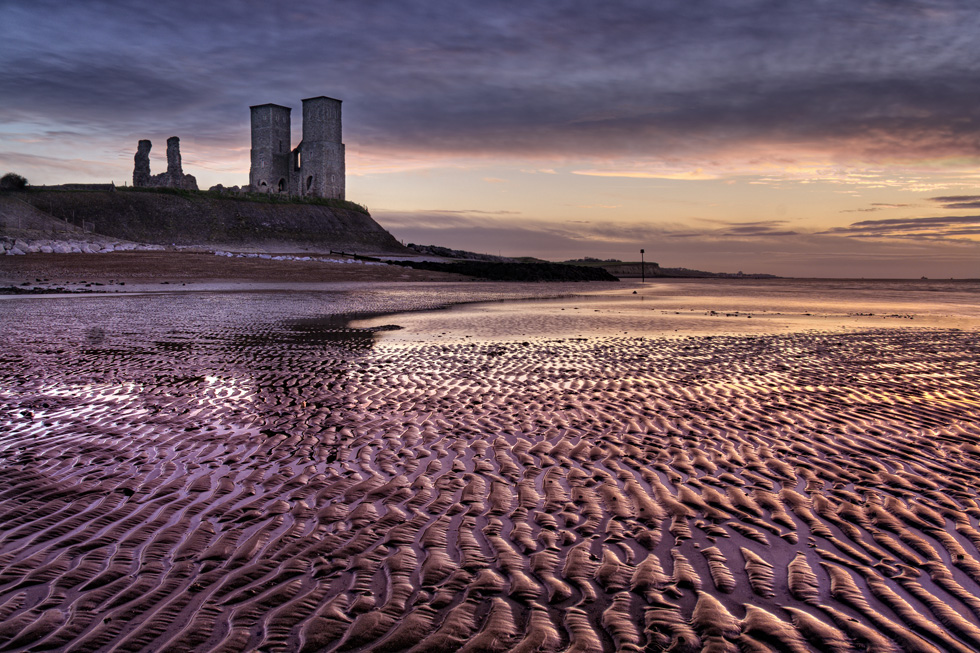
[1,280,980,651]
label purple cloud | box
[823,215,980,240]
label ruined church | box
[133,136,198,190]
[249,96,345,200]
[132,95,345,199]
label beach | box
[1,267,979,651]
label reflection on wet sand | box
[1,282,979,651]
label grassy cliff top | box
[118,186,370,214]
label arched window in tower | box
[278,178,286,192]
[306,176,313,191]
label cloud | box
[940,201,980,209]
[841,202,916,213]
[0,151,123,181]
[572,168,721,181]
[928,195,980,209]
[375,209,525,231]
[379,211,802,250]
[6,0,980,179]
[722,224,799,237]
[823,215,980,240]
[426,209,522,216]
[374,208,980,277]
[677,218,800,238]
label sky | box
[2,0,980,277]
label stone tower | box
[166,136,183,177]
[249,103,292,193]
[296,96,345,200]
[133,140,151,187]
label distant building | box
[249,96,345,200]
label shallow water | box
[1,279,979,652]
[357,278,980,341]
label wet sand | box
[357,278,980,339]
[0,251,466,291]
[1,279,980,651]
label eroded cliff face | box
[133,137,198,191]
[14,190,410,255]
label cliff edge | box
[8,189,411,255]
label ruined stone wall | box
[299,141,345,200]
[249,104,292,194]
[166,136,182,177]
[132,137,198,190]
[298,96,345,200]
[248,96,345,200]
[133,140,151,187]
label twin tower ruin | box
[133,95,345,200]
[249,96,345,200]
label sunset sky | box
[3,0,980,277]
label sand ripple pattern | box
[2,300,980,651]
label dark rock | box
[389,259,619,282]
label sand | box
[1,269,980,651]
[0,251,467,291]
